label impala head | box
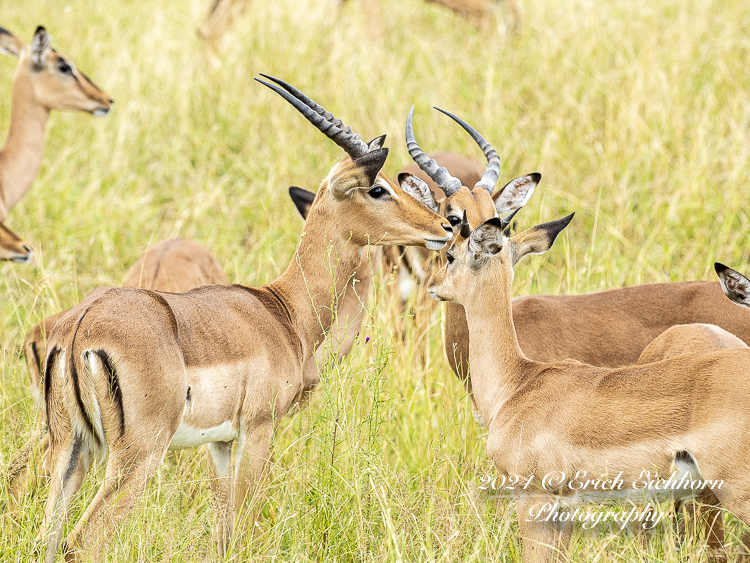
[427,211,574,304]
[399,106,538,241]
[0,220,33,263]
[0,26,112,116]
[256,75,452,249]
[715,262,750,309]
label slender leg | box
[62,436,170,561]
[37,433,91,563]
[515,497,572,563]
[231,422,273,548]
[208,441,234,555]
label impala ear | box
[30,26,51,69]
[0,27,24,57]
[493,173,540,214]
[367,135,386,151]
[398,173,438,213]
[468,217,504,258]
[510,213,574,266]
[288,187,316,220]
[715,262,750,309]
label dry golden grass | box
[1,0,750,560]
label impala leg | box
[692,490,727,563]
[515,497,572,563]
[62,437,170,561]
[37,433,91,563]
[231,422,273,547]
[208,440,235,556]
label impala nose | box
[442,223,452,233]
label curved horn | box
[255,74,369,159]
[459,210,471,238]
[405,106,462,197]
[434,107,500,195]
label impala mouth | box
[93,106,111,117]
[10,252,33,263]
[425,237,450,251]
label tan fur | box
[636,323,748,562]
[0,26,112,220]
[0,218,32,261]
[7,239,227,504]
[427,218,750,563]
[37,149,451,560]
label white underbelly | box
[168,420,238,450]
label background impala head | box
[0,26,112,115]
[256,74,452,250]
[0,219,32,262]
[428,212,574,303]
[400,106,539,236]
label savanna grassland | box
[2,0,750,560]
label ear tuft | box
[399,173,438,213]
[30,25,51,69]
[353,147,388,187]
[288,186,317,220]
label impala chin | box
[425,238,450,251]
[11,252,33,263]
[93,107,110,117]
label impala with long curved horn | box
[427,212,750,563]
[0,26,112,220]
[0,219,33,262]
[37,77,451,561]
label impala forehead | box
[445,188,496,226]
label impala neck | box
[268,202,364,363]
[0,84,50,219]
[463,269,533,424]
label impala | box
[7,238,228,503]
[37,76,452,561]
[0,218,32,262]
[427,212,750,563]
[0,25,112,220]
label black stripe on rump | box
[93,350,125,437]
[44,345,58,431]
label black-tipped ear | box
[0,27,23,58]
[353,147,388,187]
[468,217,504,257]
[30,25,50,69]
[367,135,386,151]
[288,186,316,220]
[493,173,540,214]
[510,212,574,266]
[715,262,750,309]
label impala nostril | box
[442,223,452,233]
[23,245,33,254]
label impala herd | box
[0,16,748,563]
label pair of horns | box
[255,74,373,159]
[406,106,501,197]
[254,75,499,198]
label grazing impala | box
[427,212,750,563]
[0,219,32,262]
[37,76,451,561]
[6,238,228,503]
[0,25,112,220]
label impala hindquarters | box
[38,75,451,561]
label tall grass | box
[1,0,749,560]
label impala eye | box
[58,61,73,75]
[368,186,387,199]
[448,215,461,227]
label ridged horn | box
[255,74,369,159]
[405,106,462,197]
[434,107,500,195]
